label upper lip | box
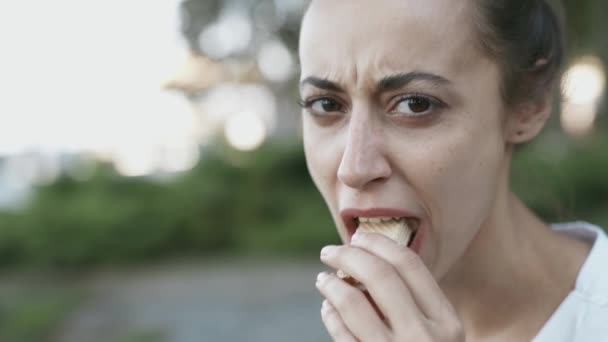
[340,208,419,238]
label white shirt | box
[533,222,608,342]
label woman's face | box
[299,0,511,279]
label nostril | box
[371,173,390,182]
[337,133,391,188]
[337,166,391,189]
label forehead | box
[299,0,483,88]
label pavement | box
[53,258,331,342]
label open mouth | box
[337,213,422,288]
[338,210,423,287]
[354,216,420,247]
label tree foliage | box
[0,135,606,269]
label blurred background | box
[0,0,606,341]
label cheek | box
[303,118,340,204]
[303,118,350,240]
[399,114,506,274]
[434,140,503,231]
[303,118,328,188]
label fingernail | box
[320,245,337,258]
[316,272,329,285]
[321,300,330,313]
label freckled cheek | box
[406,135,503,260]
[430,161,493,227]
[303,128,348,239]
[416,116,503,215]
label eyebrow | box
[299,76,345,92]
[378,72,450,92]
[300,71,451,93]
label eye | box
[300,97,346,116]
[390,95,444,117]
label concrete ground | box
[53,258,331,342]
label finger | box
[320,300,358,342]
[351,232,456,321]
[320,245,424,327]
[316,272,389,341]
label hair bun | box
[476,0,565,107]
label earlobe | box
[506,99,552,144]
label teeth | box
[340,217,417,287]
[356,219,413,246]
[352,217,420,242]
[357,216,399,223]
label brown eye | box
[407,97,431,113]
[391,95,443,117]
[313,98,343,113]
[301,97,346,116]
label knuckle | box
[333,286,364,310]
[395,322,431,342]
[370,261,397,283]
[363,327,392,342]
[322,307,339,324]
[426,319,465,342]
[322,315,346,340]
[396,249,424,270]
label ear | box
[505,97,552,144]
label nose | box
[337,115,392,189]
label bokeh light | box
[225,111,267,151]
[561,56,606,137]
[562,57,606,105]
[199,9,253,59]
[111,92,201,177]
[257,39,294,82]
[199,83,277,133]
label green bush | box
[0,136,606,269]
[0,142,337,268]
[512,135,608,228]
[0,285,82,342]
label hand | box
[316,232,464,342]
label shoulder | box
[534,222,608,342]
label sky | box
[0,0,200,171]
[0,0,204,206]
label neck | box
[439,166,590,340]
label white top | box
[533,222,608,342]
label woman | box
[298,0,608,341]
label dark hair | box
[301,0,564,108]
[473,0,565,108]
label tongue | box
[357,219,413,246]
